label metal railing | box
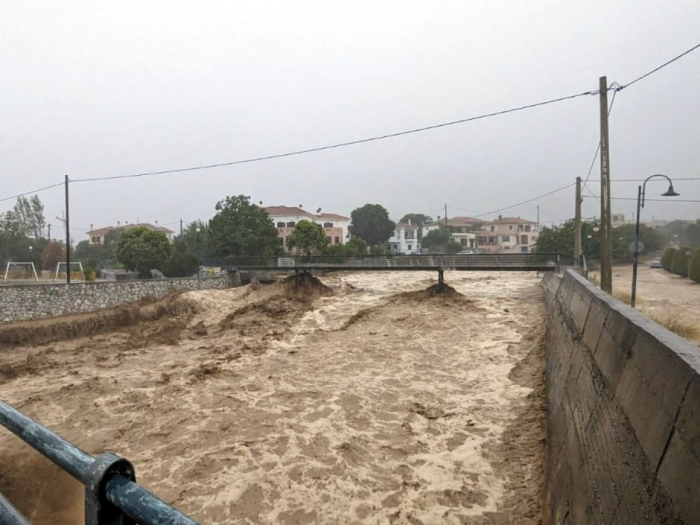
[204,252,561,272]
[0,400,198,525]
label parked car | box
[457,249,484,255]
[650,257,662,268]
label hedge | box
[661,248,677,272]
[671,247,695,277]
[689,252,700,283]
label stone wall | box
[0,276,233,323]
[542,270,700,524]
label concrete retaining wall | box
[0,276,233,323]
[542,270,700,524]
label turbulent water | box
[0,271,546,524]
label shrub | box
[661,248,677,272]
[670,247,694,277]
[689,252,700,283]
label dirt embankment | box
[0,272,546,524]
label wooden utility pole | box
[599,76,612,293]
[574,177,582,264]
[64,175,71,284]
[444,204,448,226]
[536,205,540,231]
[180,219,183,236]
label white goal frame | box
[53,261,86,281]
[3,262,39,282]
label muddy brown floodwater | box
[0,271,546,524]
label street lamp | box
[631,174,680,307]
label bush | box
[689,252,700,283]
[661,248,677,272]
[671,247,694,277]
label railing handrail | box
[0,400,198,525]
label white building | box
[389,222,420,254]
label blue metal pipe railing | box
[0,400,198,525]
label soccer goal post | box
[3,262,39,282]
[53,261,86,281]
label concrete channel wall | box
[542,270,700,524]
[0,275,235,323]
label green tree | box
[421,228,452,251]
[399,214,431,239]
[115,227,172,277]
[9,195,46,239]
[535,219,611,261]
[661,248,677,272]
[686,220,700,247]
[446,241,462,254]
[689,252,700,283]
[671,247,695,277]
[208,196,281,257]
[346,237,367,255]
[611,224,666,263]
[350,204,395,246]
[286,220,328,256]
[163,241,199,277]
[174,220,211,259]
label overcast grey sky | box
[1,0,698,239]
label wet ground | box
[0,271,546,524]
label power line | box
[473,182,575,218]
[68,90,598,184]
[619,42,700,90]
[589,196,700,203]
[0,182,64,203]
[588,177,700,182]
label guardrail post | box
[438,268,444,293]
[85,453,137,525]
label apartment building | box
[480,216,539,253]
[86,222,174,245]
[423,216,485,249]
[264,206,351,250]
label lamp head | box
[662,184,680,197]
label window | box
[91,236,98,243]
[518,225,523,231]
[502,235,511,242]
[286,221,296,227]
[408,245,412,250]
[509,225,513,230]
[326,236,331,243]
[524,225,531,232]
[324,222,333,228]
[461,238,467,246]
[405,230,415,240]
[334,236,340,244]
[521,235,528,244]
[276,222,285,228]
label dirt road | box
[0,272,546,524]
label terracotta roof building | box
[86,223,175,245]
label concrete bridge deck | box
[208,253,561,273]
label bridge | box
[207,253,561,290]
[208,253,561,272]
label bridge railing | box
[0,400,198,525]
[205,252,560,271]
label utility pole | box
[180,219,183,237]
[444,204,448,226]
[574,177,582,264]
[599,76,612,293]
[64,175,71,284]
[536,205,540,231]
[47,223,51,241]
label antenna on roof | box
[317,207,321,213]
[259,201,263,205]
[299,204,303,208]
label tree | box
[350,204,395,246]
[208,196,281,257]
[10,195,46,239]
[286,220,328,256]
[40,241,65,270]
[115,227,172,277]
[399,214,431,239]
[689,252,700,283]
[421,228,452,250]
[661,248,677,272]
[611,224,666,263]
[346,237,367,255]
[174,220,211,260]
[686,220,700,247]
[73,228,121,269]
[163,241,199,277]
[670,247,694,277]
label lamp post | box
[195,226,201,275]
[631,174,680,307]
